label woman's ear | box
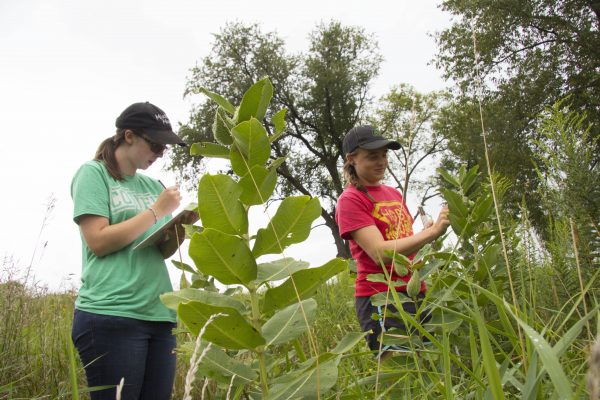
[346,153,357,166]
[123,129,136,145]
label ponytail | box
[94,129,126,180]
[342,151,376,203]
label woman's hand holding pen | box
[152,185,182,220]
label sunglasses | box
[140,135,168,154]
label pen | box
[158,180,167,189]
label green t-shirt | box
[71,160,176,322]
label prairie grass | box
[0,260,81,399]
[2,252,597,399]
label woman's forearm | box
[353,224,444,265]
[80,209,159,257]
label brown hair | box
[342,150,376,202]
[93,128,128,180]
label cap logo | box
[154,113,171,126]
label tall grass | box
[2,252,597,399]
[0,259,82,399]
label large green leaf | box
[472,193,494,225]
[180,341,257,385]
[269,156,286,170]
[255,257,309,284]
[441,188,469,219]
[262,299,317,346]
[330,331,368,354]
[197,174,247,235]
[230,118,271,176]
[262,258,346,314]
[237,77,273,123]
[253,196,321,258]
[189,229,257,285]
[269,358,340,400]
[170,260,196,274]
[213,107,234,145]
[422,311,463,333]
[160,288,245,313]
[190,142,230,159]
[475,243,500,281]
[437,168,461,189]
[442,188,469,236]
[178,301,264,350]
[239,165,277,206]
[196,87,235,115]
[270,108,287,143]
[460,165,479,195]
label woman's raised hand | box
[152,186,182,219]
[433,205,451,236]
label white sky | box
[0,0,452,290]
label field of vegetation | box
[2,82,599,399]
[3,1,600,398]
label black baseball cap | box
[115,102,186,146]
[342,125,400,155]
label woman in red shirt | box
[335,125,450,358]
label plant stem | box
[292,338,307,362]
[249,288,269,398]
[570,218,592,342]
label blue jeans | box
[72,309,177,400]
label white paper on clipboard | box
[133,202,198,250]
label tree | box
[372,84,449,210]
[434,0,600,229]
[533,99,600,275]
[170,23,297,184]
[169,21,382,258]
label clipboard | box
[133,202,199,250]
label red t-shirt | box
[336,184,426,297]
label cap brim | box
[146,129,187,146]
[359,138,400,151]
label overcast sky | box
[0,0,453,290]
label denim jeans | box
[72,309,177,400]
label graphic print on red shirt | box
[336,184,426,297]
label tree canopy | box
[434,0,600,229]
[372,84,449,207]
[169,21,382,257]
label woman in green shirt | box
[71,102,191,399]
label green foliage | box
[252,196,321,258]
[435,0,600,232]
[533,99,600,277]
[4,225,596,399]
[196,174,248,235]
[437,0,600,124]
[261,259,346,314]
[0,271,86,399]
[168,21,383,257]
[344,165,596,398]
[262,299,317,346]
[163,77,354,398]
